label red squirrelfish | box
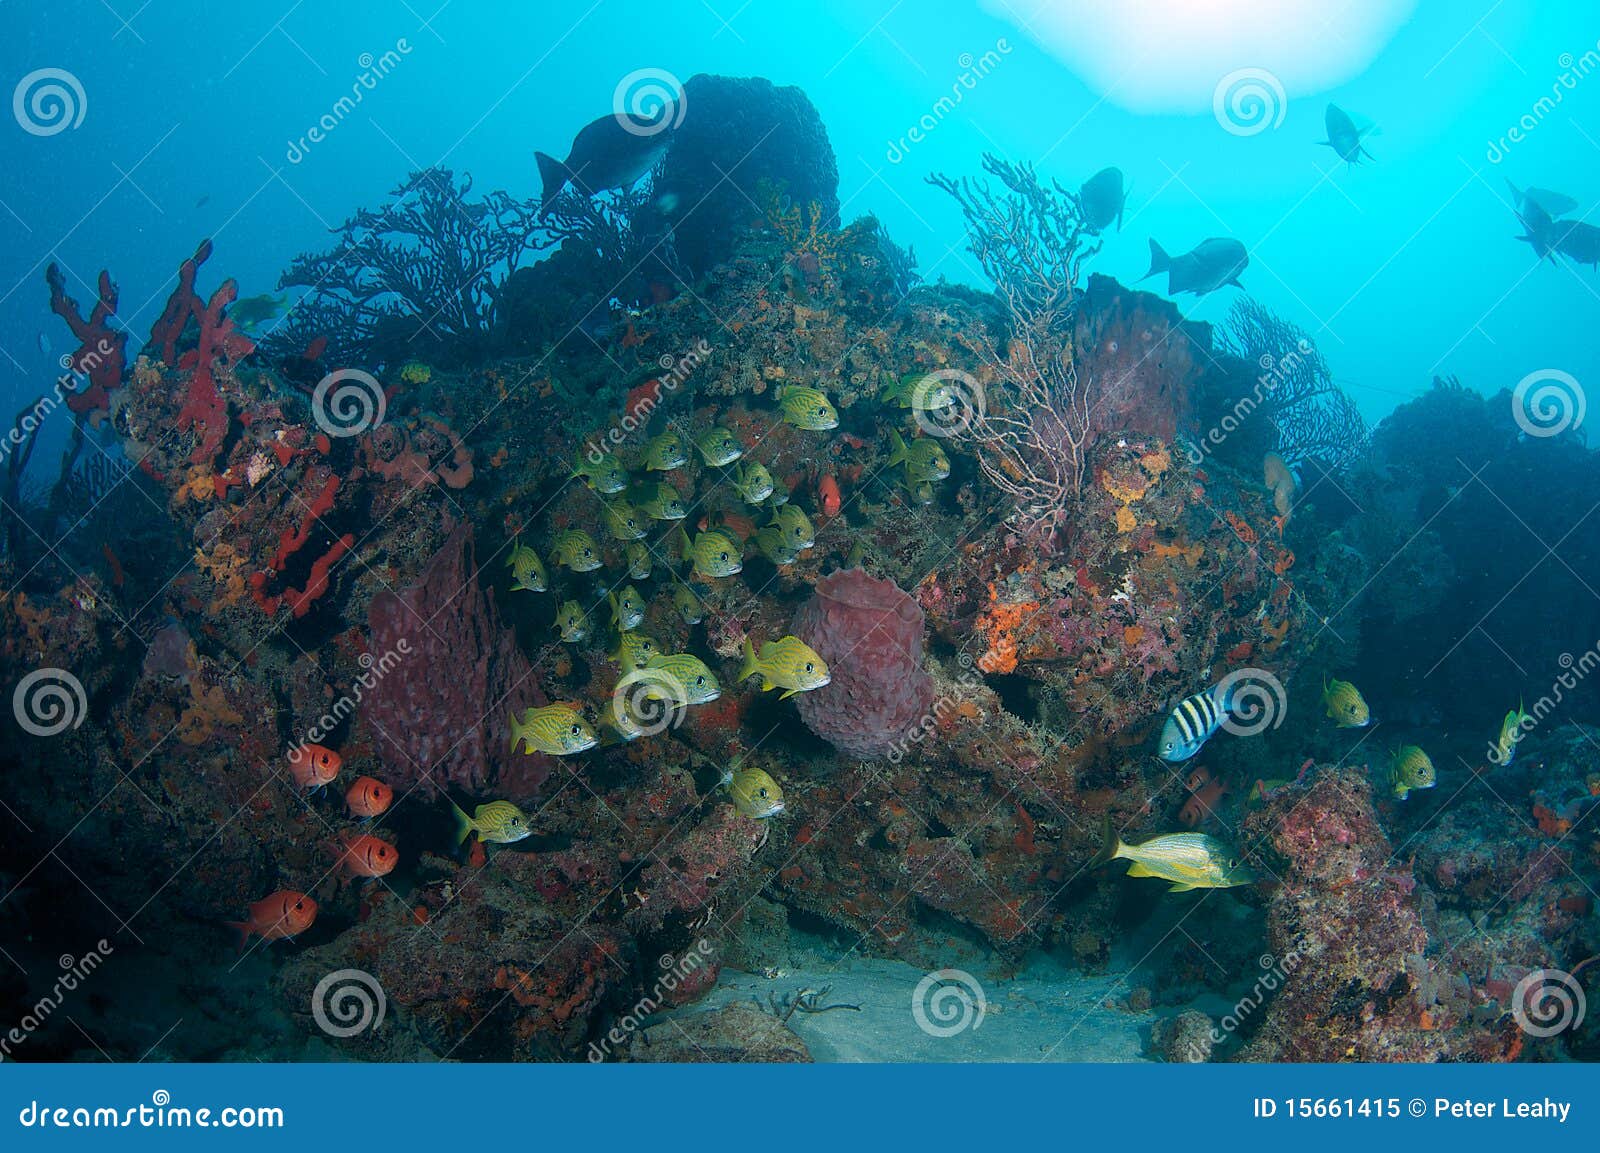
[336,832,398,878]
[225,890,317,951]
[287,743,341,789]
[345,775,393,819]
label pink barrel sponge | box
[790,568,934,757]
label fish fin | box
[1142,238,1169,280]
[887,429,908,467]
[780,688,797,700]
[508,709,530,753]
[450,800,474,845]
[224,921,251,954]
[1091,816,1123,867]
[534,151,570,214]
[1125,863,1155,878]
[738,638,758,683]
[1168,882,1198,893]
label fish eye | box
[695,676,704,686]
[570,724,581,735]
[804,662,814,673]
[758,787,769,798]
[719,551,729,561]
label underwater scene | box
[2,1,1599,1067]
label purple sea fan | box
[790,568,934,758]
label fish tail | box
[534,151,570,213]
[1142,238,1170,280]
[738,638,758,683]
[1092,817,1123,867]
[508,709,530,754]
[450,800,475,846]
[887,429,908,466]
[674,526,691,562]
[224,921,251,954]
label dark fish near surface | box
[1505,179,1578,220]
[1143,237,1248,296]
[1515,200,1560,262]
[1554,219,1600,269]
[1079,166,1126,234]
[1320,103,1375,165]
[535,110,677,214]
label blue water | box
[3,1,1597,442]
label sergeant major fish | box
[1157,681,1242,762]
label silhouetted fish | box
[535,109,677,215]
[1079,166,1126,234]
[1555,219,1600,268]
[1514,200,1560,262]
[1142,237,1247,296]
[1505,179,1577,220]
[1319,103,1375,165]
